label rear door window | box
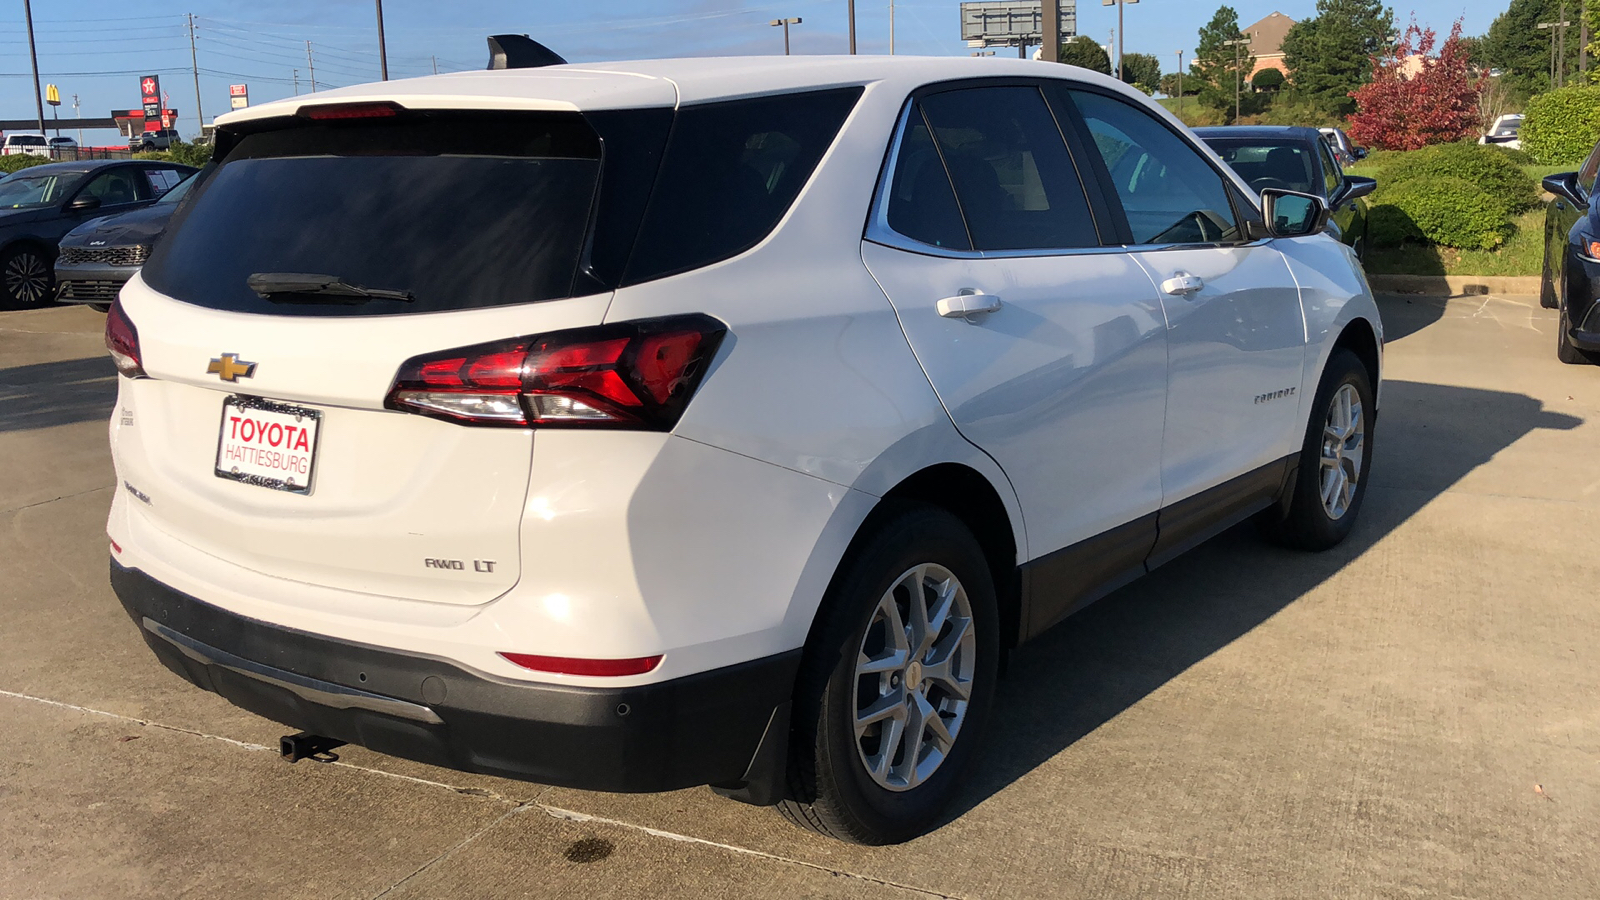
[916,86,1100,252]
[622,88,861,284]
[142,113,603,317]
[77,167,150,207]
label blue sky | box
[1,0,1498,139]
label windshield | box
[0,170,86,209]
[1202,139,1317,195]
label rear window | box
[142,113,603,317]
[1204,139,1317,195]
[9,135,46,146]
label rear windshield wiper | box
[247,272,414,304]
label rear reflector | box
[105,299,145,378]
[300,102,402,120]
[109,538,122,554]
[499,652,663,677]
[385,315,725,429]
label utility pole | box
[1538,18,1572,88]
[73,93,81,145]
[770,17,801,55]
[1223,35,1252,123]
[848,0,856,54]
[187,13,204,138]
[375,0,390,80]
[432,55,439,75]
[889,1,896,55]
[293,69,300,96]
[23,0,46,136]
[1103,0,1140,83]
[1176,49,1184,121]
[1043,0,1059,65]
[306,41,317,92]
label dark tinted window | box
[1579,142,1600,196]
[623,88,861,285]
[142,114,602,317]
[77,167,150,206]
[1071,91,1240,245]
[884,114,970,250]
[1204,139,1317,196]
[918,86,1098,251]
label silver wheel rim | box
[1319,383,1365,520]
[852,563,976,792]
[4,251,49,305]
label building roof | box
[1244,11,1296,58]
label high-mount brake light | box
[105,299,145,378]
[385,316,726,430]
[498,652,663,677]
[300,102,402,120]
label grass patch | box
[1363,209,1544,277]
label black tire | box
[89,303,111,314]
[1262,349,1375,551]
[1540,247,1559,310]
[1,244,53,308]
[1557,301,1597,365]
[776,503,999,845]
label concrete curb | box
[1367,274,1541,296]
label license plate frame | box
[214,395,323,495]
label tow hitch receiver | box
[280,732,347,763]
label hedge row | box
[0,154,51,175]
[1364,143,1538,251]
[1521,85,1600,166]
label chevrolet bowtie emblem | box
[206,353,257,382]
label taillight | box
[385,315,725,429]
[499,652,663,677]
[299,101,403,120]
[105,299,145,378]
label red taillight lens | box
[300,102,402,120]
[385,315,725,429]
[499,652,663,677]
[105,299,145,378]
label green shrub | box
[134,140,213,169]
[1381,142,1540,212]
[1369,175,1515,250]
[1521,85,1600,165]
[0,154,50,175]
[1487,144,1534,165]
[1252,68,1286,92]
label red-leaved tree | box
[1347,19,1481,150]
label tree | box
[1252,67,1286,91]
[1119,52,1163,94]
[1194,6,1256,122]
[1280,0,1396,116]
[1348,19,1482,151]
[1481,0,1574,96]
[1159,66,1204,97]
[1058,36,1111,75]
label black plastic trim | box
[1148,456,1292,570]
[111,561,800,795]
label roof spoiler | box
[487,35,567,70]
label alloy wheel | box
[3,249,50,306]
[1319,383,1365,519]
[852,563,976,792]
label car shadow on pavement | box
[0,355,116,433]
[1375,292,1449,342]
[943,379,1581,823]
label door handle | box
[937,289,1002,321]
[1161,273,1205,297]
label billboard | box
[960,1,1077,44]
[140,74,161,119]
[229,84,249,110]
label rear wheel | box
[777,504,998,845]
[1,244,52,308]
[1262,350,1374,551]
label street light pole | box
[1043,0,1059,65]
[848,0,856,54]
[1223,35,1252,123]
[1538,20,1571,88]
[23,0,46,136]
[1102,0,1139,83]
[770,17,801,55]
[375,0,389,80]
[1176,49,1184,121]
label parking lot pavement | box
[2,293,1597,899]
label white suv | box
[1,133,50,157]
[105,55,1381,845]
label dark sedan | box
[0,159,196,308]
[55,172,197,312]
[1196,125,1377,259]
[1541,141,1600,364]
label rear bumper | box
[112,559,799,795]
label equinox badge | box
[206,353,257,383]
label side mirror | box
[1261,189,1331,238]
[1354,147,1368,160]
[1543,172,1586,207]
[67,196,101,211]
[1339,175,1378,205]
